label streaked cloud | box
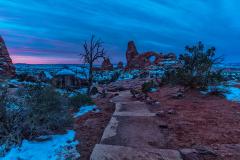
[0,0,240,64]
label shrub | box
[163,42,224,89]
[24,85,72,136]
[0,85,73,155]
[0,86,26,155]
[207,86,228,97]
[97,71,120,85]
[139,71,149,78]
[162,69,178,85]
[110,72,120,82]
[69,94,94,111]
[17,73,37,82]
[90,86,99,95]
[141,80,158,93]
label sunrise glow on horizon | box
[11,55,80,64]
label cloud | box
[0,0,240,63]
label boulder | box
[180,147,218,160]
[101,58,113,70]
[0,36,16,79]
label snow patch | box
[224,87,240,102]
[206,82,240,103]
[56,69,75,76]
[44,71,53,79]
[74,105,99,118]
[3,130,80,160]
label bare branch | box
[79,35,106,94]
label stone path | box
[90,91,183,160]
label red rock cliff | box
[0,36,16,78]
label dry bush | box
[0,84,73,155]
[69,93,94,111]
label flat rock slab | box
[101,116,167,148]
[91,91,174,159]
[116,101,152,113]
[113,112,156,117]
[90,144,183,160]
[113,101,156,116]
[111,91,133,103]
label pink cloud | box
[12,55,81,64]
[9,47,79,55]
[8,47,81,64]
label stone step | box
[90,144,183,160]
[115,101,153,113]
[113,111,156,117]
[100,116,167,149]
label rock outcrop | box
[101,58,113,70]
[125,41,176,70]
[0,36,16,78]
[117,61,124,69]
[51,69,83,89]
[126,41,138,66]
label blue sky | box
[0,0,240,64]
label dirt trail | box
[90,86,240,160]
[90,82,240,160]
[90,91,183,160]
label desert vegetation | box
[69,93,94,111]
[0,83,97,156]
[0,85,71,154]
[162,42,224,89]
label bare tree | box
[80,35,105,94]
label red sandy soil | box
[74,97,115,160]
[148,86,240,159]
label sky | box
[0,0,240,64]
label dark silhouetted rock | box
[0,36,16,78]
[117,61,124,69]
[101,58,113,70]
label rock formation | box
[117,61,124,69]
[0,36,16,78]
[126,41,138,65]
[125,41,176,70]
[51,69,82,89]
[101,58,113,70]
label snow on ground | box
[2,130,80,160]
[118,70,139,80]
[1,103,99,160]
[205,81,240,103]
[224,86,240,102]
[221,81,240,102]
[8,79,50,87]
[74,105,99,118]
[44,71,53,79]
[56,88,88,97]
[56,69,75,76]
